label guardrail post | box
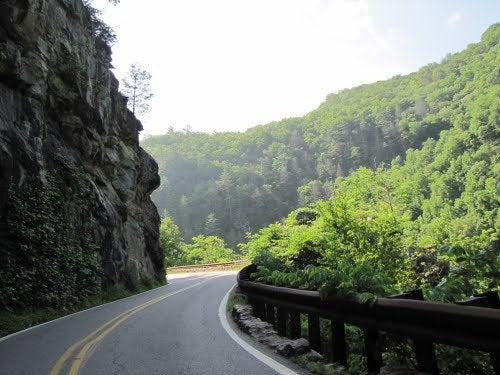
[290,311,301,339]
[413,339,439,374]
[250,298,266,320]
[457,291,500,375]
[331,320,347,366]
[363,329,383,374]
[277,308,288,337]
[266,303,275,328]
[308,313,321,352]
[389,290,439,374]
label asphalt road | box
[0,272,297,375]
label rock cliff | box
[0,0,164,308]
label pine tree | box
[204,213,220,236]
[121,63,153,117]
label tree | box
[184,235,235,264]
[122,63,153,117]
[204,213,220,236]
[159,216,185,267]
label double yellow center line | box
[50,275,221,375]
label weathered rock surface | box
[0,0,163,307]
[232,304,319,358]
[276,338,311,357]
[298,349,323,362]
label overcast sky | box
[91,0,499,135]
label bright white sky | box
[91,0,499,135]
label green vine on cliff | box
[0,155,102,310]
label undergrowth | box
[1,155,101,310]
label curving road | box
[0,272,301,375]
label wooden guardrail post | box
[251,298,266,320]
[308,313,321,352]
[363,328,383,374]
[266,303,276,328]
[457,291,500,375]
[389,290,439,374]
[331,320,347,366]
[277,307,288,337]
[290,311,301,339]
[413,339,439,374]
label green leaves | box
[121,64,154,117]
[1,159,101,310]
[253,263,388,301]
[246,131,498,302]
[184,234,236,264]
[428,238,500,301]
[159,216,185,267]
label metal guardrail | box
[167,259,249,271]
[237,264,500,375]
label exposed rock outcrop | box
[232,304,322,358]
[0,0,163,308]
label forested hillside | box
[142,24,499,251]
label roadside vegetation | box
[160,215,242,267]
[243,164,498,303]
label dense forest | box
[143,24,498,261]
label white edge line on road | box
[218,284,300,375]
[0,276,175,344]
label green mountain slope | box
[142,24,499,249]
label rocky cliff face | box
[0,0,163,308]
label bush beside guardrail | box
[237,264,500,374]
